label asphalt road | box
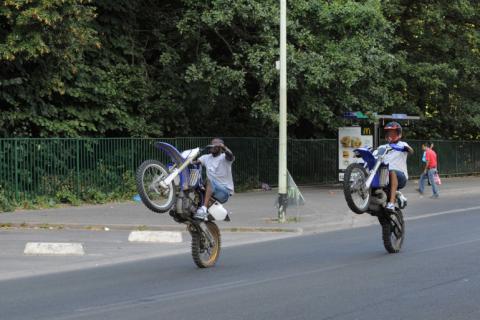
[0,229,297,281]
[2,206,480,319]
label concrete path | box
[1,176,479,234]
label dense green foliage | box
[0,0,479,139]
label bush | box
[0,187,15,212]
[81,188,108,204]
[55,187,80,206]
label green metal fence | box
[0,137,337,202]
[406,140,480,177]
[0,138,479,203]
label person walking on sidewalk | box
[417,143,431,191]
[418,141,439,198]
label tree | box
[151,0,399,138]
[384,0,480,139]
[1,1,478,139]
[0,0,97,137]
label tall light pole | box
[278,0,287,223]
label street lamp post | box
[278,0,287,223]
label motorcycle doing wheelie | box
[136,142,230,268]
[343,144,407,253]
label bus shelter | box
[338,112,420,181]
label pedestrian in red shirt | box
[418,141,439,198]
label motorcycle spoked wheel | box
[343,163,371,214]
[379,209,405,254]
[136,160,176,213]
[191,222,221,268]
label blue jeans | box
[390,170,407,190]
[419,168,439,196]
[418,172,429,191]
[210,179,230,203]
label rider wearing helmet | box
[383,122,414,212]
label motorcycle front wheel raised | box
[343,163,371,214]
[191,222,221,268]
[136,160,176,213]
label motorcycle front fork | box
[188,222,215,247]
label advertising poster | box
[338,126,373,181]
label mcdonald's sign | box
[361,127,372,136]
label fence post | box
[472,143,475,174]
[256,138,260,186]
[76,139,80,196]
[131,138,135,171]
[455,143,458,174]
[14,138,18,201]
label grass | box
[0,223,13,228]
[0,190,137,213]
[36,223,64,230]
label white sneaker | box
[386,202,395,212]
[194,206,208,220]
[397,192,407,208]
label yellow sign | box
[362,127,372,135]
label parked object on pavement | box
[261,183,272,191]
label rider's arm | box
[405,144,414,155]
[193,155,206,165]
[221,144,235,162]
[389,143,413,154]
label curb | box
[24,242,85,256]
[128,231,183,243]
[0,222,302,234]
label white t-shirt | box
[198,153,234,193]
[382,141,410,179]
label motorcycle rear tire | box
[343,163,371,214]
[191,222,221,268]
[379,209,405,254]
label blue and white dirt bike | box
[343,144,407,253]
[136,142,230,268]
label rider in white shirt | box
[382,122,414,212]
[194,138,235,220]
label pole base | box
[277,193,288,223]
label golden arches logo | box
[362,127,372,135]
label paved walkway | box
[1,176,479,234]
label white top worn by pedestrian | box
[198,153,234,193]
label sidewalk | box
[1,176,480,234]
